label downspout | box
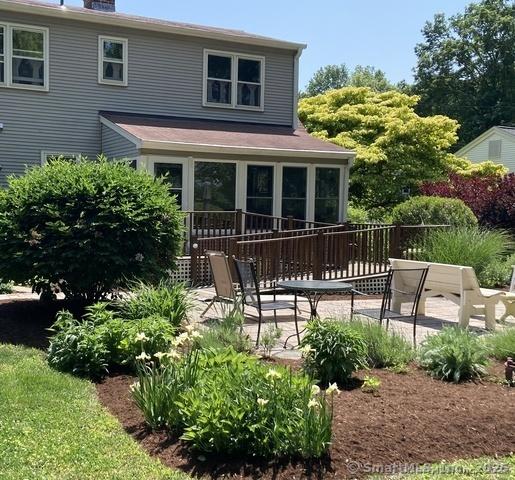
[292,46,306,129]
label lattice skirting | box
[170,256,386,294]
[169,256,211,285]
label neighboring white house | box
[456,126,515,173]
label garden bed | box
[97,362,515,479]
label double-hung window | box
[99,36,128,86]
[0,23,49,90]
[203,50,264,110]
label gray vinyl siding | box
[0,10,295,183]
[101,124,139,159]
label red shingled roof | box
[101,113,354,157]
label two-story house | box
[0,0,354,223]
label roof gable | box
[456,126,515,156]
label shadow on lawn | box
[0,298,87,349]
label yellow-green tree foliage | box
[299,87,461,208]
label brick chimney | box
[83,0,115,12]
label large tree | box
[303,64,395,97]
[298,87,460,209]
[414,0,515,148]
[304,64,349,97]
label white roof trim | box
[100,116,354,161]
[456,126,515,156]
[0,0,307,51]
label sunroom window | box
[99,36,128,86]
[155,163,183,206]
[204,50,264,110]
[194,162,236,211]
[315,167,340,223]
[282,166,307,220]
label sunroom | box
[100,113,355,223]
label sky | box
[63,0,473,88]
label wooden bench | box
[389,258,506,330]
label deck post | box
[390,224,403,260]
[313,231,325,280]
[190,235,198,286]
[287,215,294,231]
[235,209,243,235]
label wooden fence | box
[190,223,449,286]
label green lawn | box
[0,344,188,480]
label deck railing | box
[190,222,449,286]
[183,209,334,253]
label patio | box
[192,288,514,357]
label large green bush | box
[415,226,513,287]
[300,319,367,385]
[132,347,335,458]
[418,327,489,382]
[391,196,477,227]
[0,158,183,302]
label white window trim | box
[0,22,49,92]
[98,35,128,87]
[202,49,265,112]
[41,151,81,165]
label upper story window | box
[488,139,502,160]
[0,23,49,91]
[203,49,264,111]
[98,36,128,86]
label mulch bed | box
[96,362,515,479]
[2,296,514,478]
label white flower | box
[154,352,166,360]
[173,332,190,346]
[265,369,282,381]
[134,253,144,262]
[166,350,181,360]
[257,398,269,407]
[135,332,148,342]
[184,324,195,333]
[129,381,140,392]
[135,351,151,361]
[300,345,315,356]
[308,399,319,409]
[326,382,340,396]
[190,330,203,339]
[311,385,321,396]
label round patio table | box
[277,280,354,320]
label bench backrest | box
[389,258,481,294]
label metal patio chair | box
[233,257,299,345]
[200,251,238,318]
[351,266,430,345]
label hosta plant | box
[417,327,489,382]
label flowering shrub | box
[421,173,515,228]
[301,319,367,385]
[132,345,336,458]
[0,157,183,302]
